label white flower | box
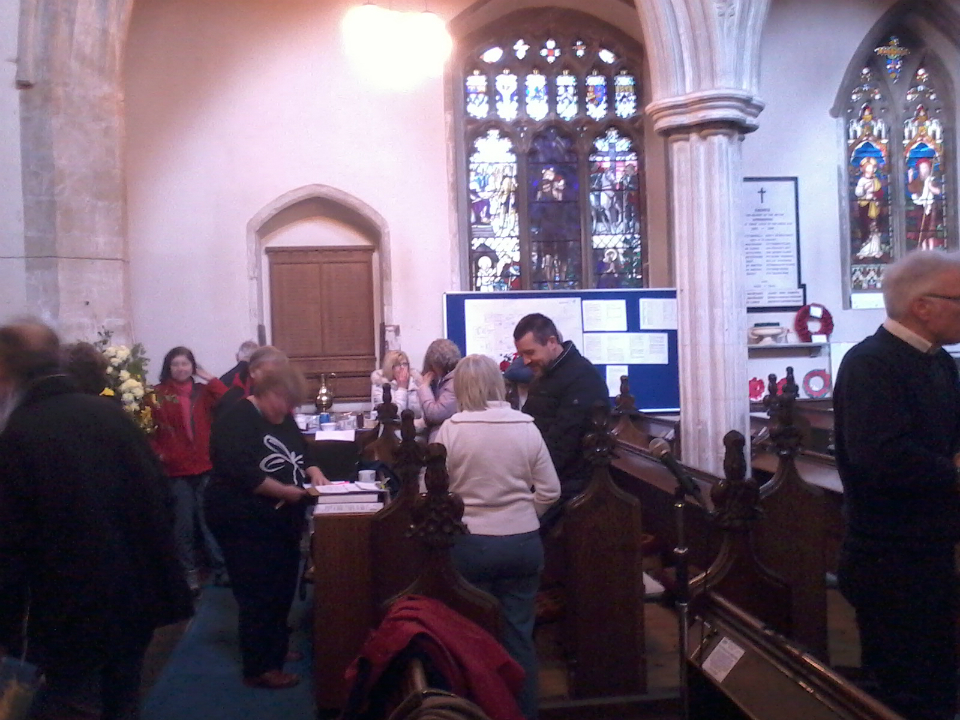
[116,347,131,362]
[122,392,135,404]
[119,370,130,382]
[110,356,122,367]
[120,378,141,392]
[106,366,116,375]
[132,386,144,399]
[103,346,117,358]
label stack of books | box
[312,481,385,515]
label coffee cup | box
[358,469,377,484]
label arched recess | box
[831,0,960,308]
[246,184,393,345]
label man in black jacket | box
[514,313,609,520]
[0,322,193,720]
[834,250,960,720]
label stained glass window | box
[590,128,642,288]
[525,71,548,121]
[466,71,488,119]
[495,70,519,121]
[468,130,520,292]
[842,35,954,306]
[460,9,645,291]
[585,72,608,121]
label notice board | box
[444,289,680,412]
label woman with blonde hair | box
[435,354,560,720]
[370,349,422,416]
[415,338,462,441]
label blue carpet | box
[143,585,316,720]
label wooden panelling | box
[268,247,376,402]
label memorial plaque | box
[744,177,805,311]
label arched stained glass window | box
[459,8,645,291]
[841,34,954,307]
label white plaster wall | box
[743,0,900,345]
[125,0,460,379]
[0,0,26,320]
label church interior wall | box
[743,0,899,345]
[4,0,957,384]
[123,0,656,379]
[124,0,461,377]
[0,0,27,319]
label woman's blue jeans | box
[451,530,543,720]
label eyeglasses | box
[393,362,410,368]
[924,294,960,304]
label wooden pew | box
[751,368,829,659]
[370,410,429,610]
[688,593,905,720]
[685,429,904,720]
[562,402,647,698]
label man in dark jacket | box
[513,313,609,516]
[0,321,193,720]
[834,250,960,720]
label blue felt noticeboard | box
[444,289,680,412]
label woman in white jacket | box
[370,350,422,417]
[435,354,560,720]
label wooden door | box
[267,247,375,404]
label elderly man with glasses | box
[834,249,960,720]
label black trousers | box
[30,622,153,720]
[208,513,302,678]
[838,543,959,720]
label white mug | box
[358,469,377,484]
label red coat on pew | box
[343,595,525,720]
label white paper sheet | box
[584,332,669,365]
[639,298,678,330]
[582,299,627,332]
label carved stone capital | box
[646,89,765,136]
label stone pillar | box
[17,0,134,343]
[635,0,770,474]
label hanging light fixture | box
[342,2,452,86]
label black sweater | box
[833,326,960,548]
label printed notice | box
[743,178,805,310]
[639,298,678,330]
[605,365,629,397]
[582,299,628,332]
[701,636,746,683]
[584,332,669,365]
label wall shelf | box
[747,342,828,358]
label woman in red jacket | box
[151,346,229,594]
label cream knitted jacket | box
[435,401,560,535]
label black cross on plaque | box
[757,187,766,203]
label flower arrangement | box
[93,329,156,434]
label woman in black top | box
[206,365,328,689]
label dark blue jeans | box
[451,530,543,720]
[170,474,224,585]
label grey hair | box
[248,345,288,371]
[454,354,505,412]
[883,250,960,320]
[422,339,462,377]
[237,340,259,362]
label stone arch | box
[247,184,393,342]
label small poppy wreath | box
[794,303,834,343]
[802,369,831,399]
